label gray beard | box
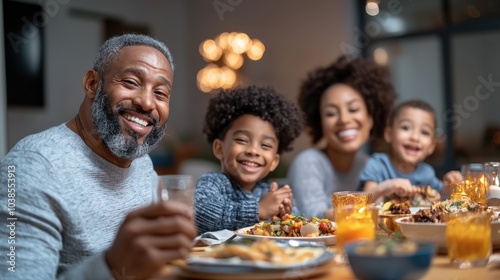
[91,81,167,160]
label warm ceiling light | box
[204,64,223,88]
[220,66,237,89]
[216,32,230,50]
[198,32,264,93]
[247,39,265,61]
[226,32,238,47]
[366,2,379,16]
[231,33,251,54]
[200,39,222,62]
[223,52,244,69]
[197,64,222,92]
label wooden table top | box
[151,245,500,280]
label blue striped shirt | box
[194,172,269,233]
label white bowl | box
[395,217,500,253]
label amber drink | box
[446,211,491,268]
[450,181,467,200]
[332,191,372,208]
[335,204,377,264]
[461,163,487,203]
[449,180,486,204]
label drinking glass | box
[449,181,468,200]
[153,174,194,206]
[449,181,463,200]
[446,211,492,269]
[461,163,485,178]
[332,191,372,208]
[450,180,487,204]
[460,163,487,203]
[335,204,377,264]
[484,162,500,203]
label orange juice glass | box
[335,204,377,264]
[446,211,492,268]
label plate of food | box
[385,185,441,208]
[235,214,336,245]
[378,200,427,233]
[175,239,333,279]
[395,197,500,252]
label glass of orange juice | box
[446,211,492,268]
[334,204,377,264]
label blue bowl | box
[345,241,436,280]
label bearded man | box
[0,34,197,280]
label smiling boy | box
[194,86,302,233]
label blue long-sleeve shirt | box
[358,153,443,192]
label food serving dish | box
[235,223,337,245]
[378,207,426,233]
[175,239,333,280]
[395,216,500,253]
[345,240,436,280]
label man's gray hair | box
[93,33,174,77]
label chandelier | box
[197,32,265,93]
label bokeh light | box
[197,32,265,93]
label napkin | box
[488,253,500,269]
[193,229,238,246]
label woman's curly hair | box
[298,55,396,144]
[203,85,303,154]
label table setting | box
[150,163,500,280]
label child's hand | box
[379,178,419,198]
[278,185,294,216]
[259,182,293,220]
[443,171,462,186]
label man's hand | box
[105,201,197,280]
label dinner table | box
[150,236,500,280]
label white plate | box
[395,216,500,253]
[235,224,337,245]
[175,241,334,279]
[176,260,330,280]
[187,246,332,271]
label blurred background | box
[1,0,500,179]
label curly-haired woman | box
[287,55,396,219]
[194,85,303,233]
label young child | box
[359,99,462,203]
[194,85,303,234]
